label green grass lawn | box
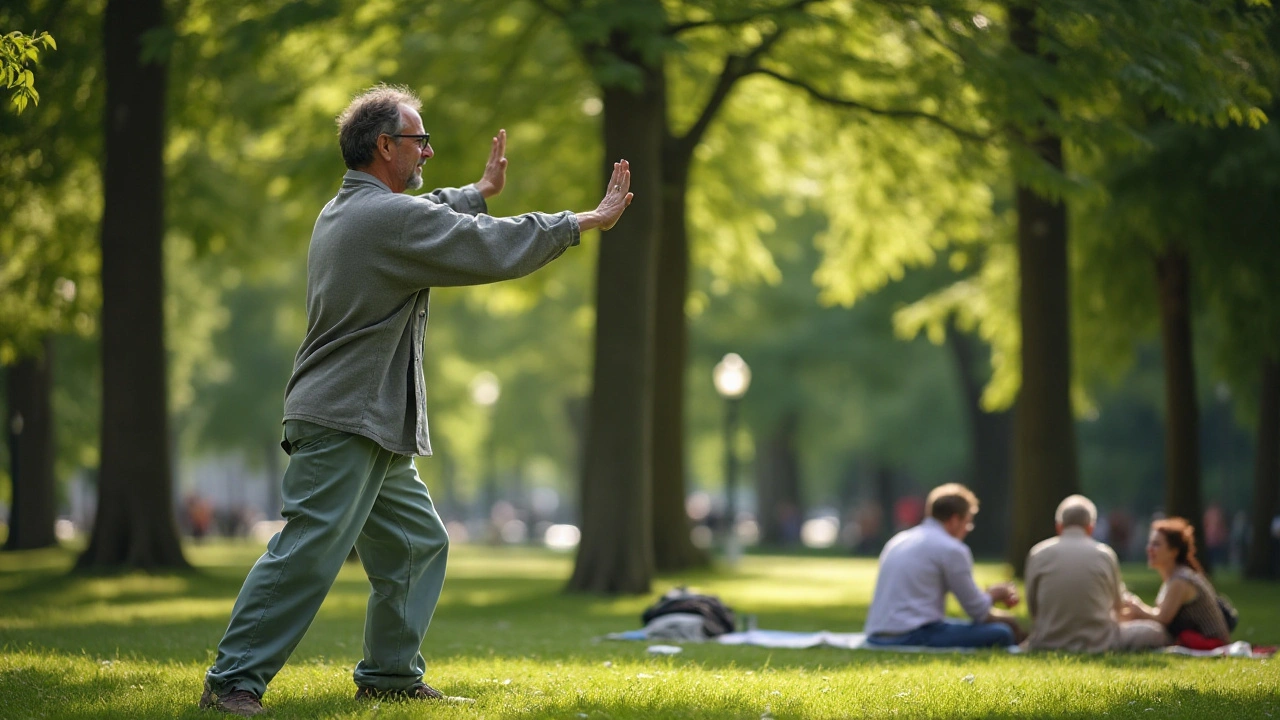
[1,542,1278,719]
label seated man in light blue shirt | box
[864,483,1024,648]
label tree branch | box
[914,16,968,63]
[673,26,790,158]
[526,0,569,20]
[668,0,816,35]
[751,67,991,142]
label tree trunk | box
[77,0,187,570]
[649,134,708,571]
[436,454,457,522]
[4,337,58,550]
[875,465,896,532]
[264,438,283,519]
[756,410,802,547]
[1155,247,1208,571]
[1007,4,1079,577]
[1246,356,1279,579]
[947,329,1013,557]
[567,46,662,594]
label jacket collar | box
[343,169,392,193]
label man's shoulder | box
[1028,535,1062,558]
[883,524,931,552]
[886,523,967,562]
[321,181,437,230]
[1029,533,1118,564]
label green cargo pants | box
[205,420,450,698]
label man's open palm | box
[476,129,508,199]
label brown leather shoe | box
[199,681,264,717]
[355,683,474,703]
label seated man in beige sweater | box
[1025,495,1168,652]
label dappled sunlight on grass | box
[0,597,232,630]
[1,542,1278,718]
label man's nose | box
[422,143,433,159]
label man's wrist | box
[575,210,599,231]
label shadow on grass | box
[2,546,1278,671]
[2,663,1275,720]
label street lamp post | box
[470,371,500,539]
[712,353,751,566]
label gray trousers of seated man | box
[1115,620,1171,651]
[205,420,450,698]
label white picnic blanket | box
[718,630,1009,653]
[606,628,1007,653]
[607,628,1273,658]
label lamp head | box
[713,353,751,399]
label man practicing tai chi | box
[200,84,633,716]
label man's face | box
[944,511,975,541]
[394,106,432,192]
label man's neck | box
[357,164,401,193]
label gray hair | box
[1055,494,1097,529]
[336,85,421,170]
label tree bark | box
[1155,247,1207,571]
[649,131,709,571]
[947,329,1013,557]
[4,337,58,550]
[647,28,788,571]
[264,438,283,519]
[756,410,802,547]
[567,42,662,594]
[1246,356,1280,579]
[77,0,188,570]
[1007,4,1079,577]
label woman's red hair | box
[1151,517,1203,574]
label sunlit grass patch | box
[0,542,1277,719]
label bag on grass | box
[642,586,736,638]
[1218,593,1239,633]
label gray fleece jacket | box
[282,170,581,456]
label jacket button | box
[418,310,425,317]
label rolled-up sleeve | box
[944,545,993,621]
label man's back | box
[864,519,991,635]
[1025,528,1122,652]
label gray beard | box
[406,168,423,191]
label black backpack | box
[1218,593,1240,633]
[641,587,737,637]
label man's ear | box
[377,134,393,161]
[1055,521,1064,535]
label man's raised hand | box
[475,129,508,199]
[575,160,633,232]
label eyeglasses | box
[390,133,430,149]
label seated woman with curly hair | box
[1120,517,1231,648]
